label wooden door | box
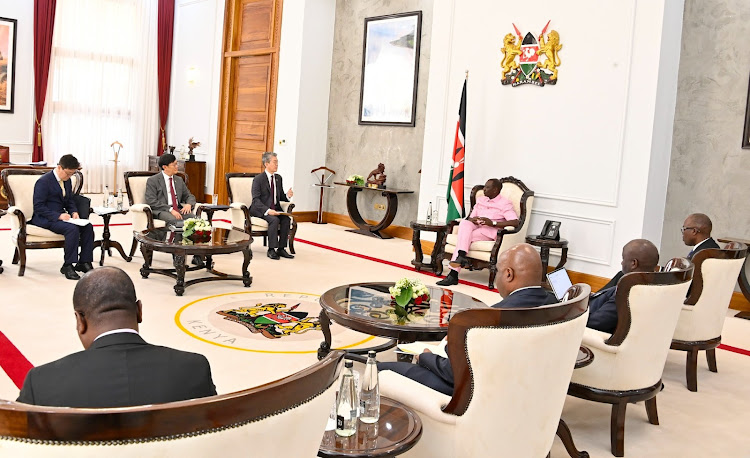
[215,0,283,203]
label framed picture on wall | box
[743,73,750,149]
[0,17,17,113]
[358,11,422,126]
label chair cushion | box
[445,234,496,253]
[128,176,151,205]
[26,225,67,240]
[5,174,42,221]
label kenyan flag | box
[446,78,467,222]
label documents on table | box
[92,206,121,215]
[62,218,91,226]
[396,339,448,358]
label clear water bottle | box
[360,351,380,423]
[117,188,124,211]
[103,186,110,208]
[335,361,358,437]
[426,201,433,223]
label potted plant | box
[183,218,212,243]
[389,278,431,318]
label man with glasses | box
[682,213,719,260]
[31,154,94,280]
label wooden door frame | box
[214,0,283,205]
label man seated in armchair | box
[682,213,719,260]
[379,244,557,395]
[437,178,519,286]
[587,239,660,334]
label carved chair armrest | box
[446,219,460,235]
[8,207,27,235]
[230,202,252,233]
[379,370,456,424]
[581,329,621,355]
[129,204,156,230]
[280,202,296,214]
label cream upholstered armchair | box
[226,172,297,254]
[568,261,693,457]
[0,351,344,457]
[379,284,590,458]
[437,176,534,289]
[1,168,83,276]
[124,171,188,258]
[670,242,747,392]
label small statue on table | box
[187,137,201,161]
[366,163,387,189]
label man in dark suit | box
[587,239,659,334]
[17,267,217,408]
[682,213,720,260]
[30,154,94,280]
[250,152,294,260]
[378,244,558,395]
[145,153,203,266]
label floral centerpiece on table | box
[346,174,365,186]
[183,218,212,242]
[389,278,431,318]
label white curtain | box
[42,0,159,193]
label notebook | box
[546,267,573,301]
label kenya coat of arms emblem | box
[501,21,562,87]
[217,302,321,339]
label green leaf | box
[395,286,413,307]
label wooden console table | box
[148,155,206,203]
[334,182,413,239]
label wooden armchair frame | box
[568,261,694,457]
[1,168,84,276]
[670,242,748,391]
[225,172,297,254]
[124,171,188,258]
[0,351,344,452]
[436,176,534,289]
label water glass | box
[212,193,219,205]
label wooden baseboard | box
[419,239,750,311]
[291,211,319,223]
[322,212,413,240]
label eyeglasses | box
[681,226,699,233]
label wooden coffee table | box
[317,282,486,359]
[318,397,422,457]
[136,227,252,296]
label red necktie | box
[269,174,275,209]
[169,177,179,212]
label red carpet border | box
[0,331,33,389]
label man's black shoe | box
[449,250,469,268]
[277,248,294,259]
[61,264,81,280]
[436,270,459,286]
[74,262,94,273]
[192,256,205,268]
[267,249,280,260]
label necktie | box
[58,180,65,197]
[169,177,179,212]
[269,174,275,209]
[687,249,694,259]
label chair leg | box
[488,266,497,290]
[129,237,138,259]
[289,221,297,255]
[17,246,26,277]
[263,235,267,247]
[645,397,659,425]
[12,247,19,264]
[686,348,699,392]
[706,348,718,373]
[610,401,627,457]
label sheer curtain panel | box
[42,0,160,192]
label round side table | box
[410,220,449,274]
[525,235,569,286]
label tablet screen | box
[547,268,573,301]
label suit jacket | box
[17,333,216,408]
[30,171,78,229]
[418,287,559,388]
[587,286,618,334]
[249,173,289,217]
[688,237,720,260]
[145,172,196,214]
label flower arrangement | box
[183,217,211,241]
[389,278,430,308]
[346,174,365,186]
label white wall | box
[274,0,336,212]
[420,0,684,277]
[167,0,225,196]
[0,0,35,162]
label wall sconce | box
[186,66,199,85]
